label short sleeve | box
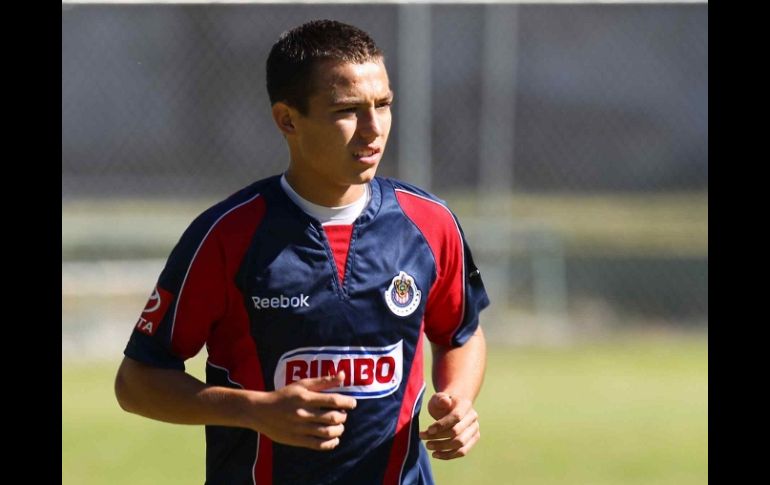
[423,218,490,347]
[124,213,228,370]
[393,183,490,347]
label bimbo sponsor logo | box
[252,293,310,310]
[274,341,403,399]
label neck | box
[284,168,366,207]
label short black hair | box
[266,20,384,114]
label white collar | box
[280,174,371,226]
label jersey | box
[124,175,490,485]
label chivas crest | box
[384,271,421,317]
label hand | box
[248,372,357,451]
[419,392,480,460]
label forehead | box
[310,59,391,102]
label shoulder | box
[181,176,276,245]
[381,177,449,208]
[381,177,458,229]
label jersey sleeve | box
[123,211,228,370]
[393,183,490,347]
[423,216,490,347]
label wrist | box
[436,389,474,403]
[233,389,273,432]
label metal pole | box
[479,4,518,193]
[397,3,432,190]
[531,231,570,341]
[478,4,519,313]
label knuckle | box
[447,439,463,449]
[286,386,301,397]
[308,437,322,450]
[327,414,341,425]
[291,390,306,403]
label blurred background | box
[62,1,707,484]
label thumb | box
[297,371,346,392]
[427,392,454,419]
[434,392,453,408]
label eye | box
[376,100,393,110]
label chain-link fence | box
[62,2,707,355]
[62,3,706,195]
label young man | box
[115,19,489,485]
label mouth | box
[352,147,381,164]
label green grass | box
[427,335,708,485]
[62,356,208,485]
[62,335,707,485]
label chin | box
[350,168,378,184]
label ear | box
[271,102,297,136]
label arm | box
[419,326,486,460]
[114,356,356,451]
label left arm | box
[420,325,487,460]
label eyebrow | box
[329,91,394,106]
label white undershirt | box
[280,174,371,226]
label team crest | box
[384,271,421,317]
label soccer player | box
[114,19,489,485]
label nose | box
[358,108,383,139]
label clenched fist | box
[419,392,480,460]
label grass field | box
[62,333,707,485]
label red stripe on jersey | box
[382,324,425,485]
[254,435,273,485]
[395,190,465,347]
[169,194,273,482]
[206,290,273,483]
[323,224,354,286]
[169,194,266,360]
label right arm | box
[115,197,357,450]
[115,356,356,451]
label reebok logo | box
[252,293,310,310]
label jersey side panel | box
[123,181,273,485]
[202,194,274,485]
[391,179,490,347]
[394,189,466,347]
[124,186,263,368]
[382,322,426,485]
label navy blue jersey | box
[125,175,490,485]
